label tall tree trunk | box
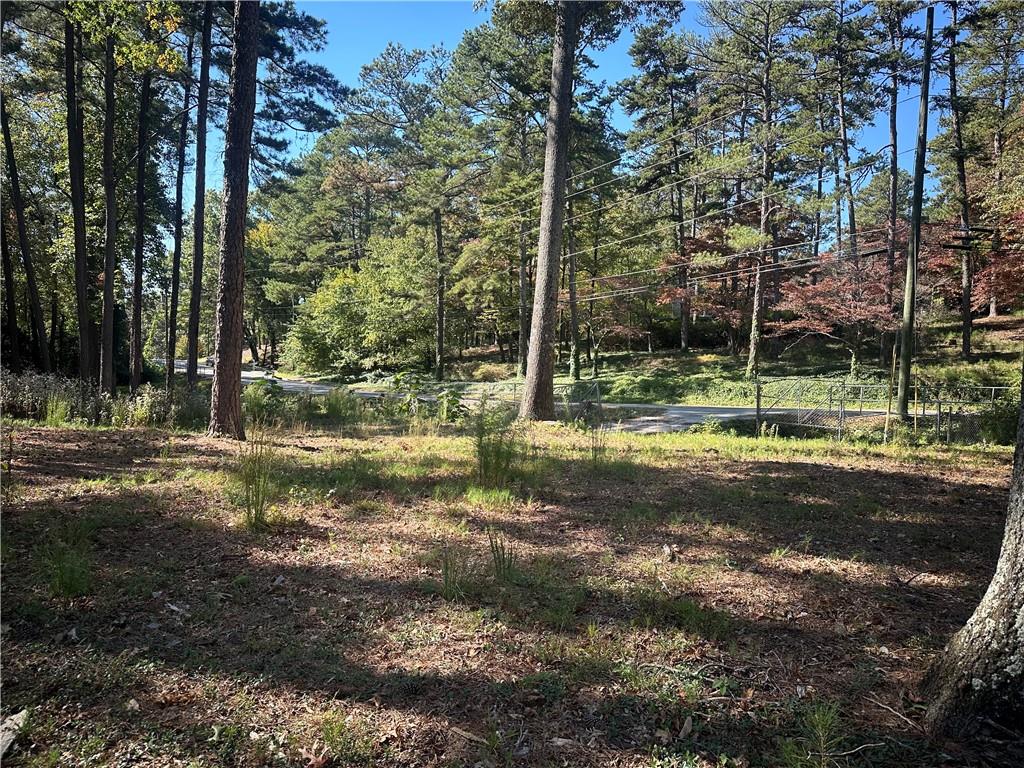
[167,36,194,389]
[433,206,445,381]
[948,1,972,359]
[924,359,1024,737]
[64,20,92,382]
[208,0,260,439]
[130,71,152,393]
[187,2,213,390]
[100,30,117,395]
[1,214,19,373]
[519,0,580,420]
[746,59,774,380]
[835,17,859,264]
[517,124,531,378]
[566,197,580,382]
[1,93,51,372]
[887,70,899,309]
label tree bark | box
[130,71,152,393]
[187,2,213,390]
[433,206,445,381]
[100,30,117,395]
[1,214,19,373]
[566,196,580,382]
[167,36,194,389]
[924,359,1024,737]
[517,123,531,379]
[1,93,51,373]
[208,0,260,439]
[947,1,972,360]
[519,0,580,420]
[64,20,92,382]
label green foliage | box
[440,546,471,601]
[323,387,363,427]
[320,713,379,766]
[237,430,278,531]
[472,400,525,486]
[36,521,93,598]
[242,380,287,426]
[43,394,73,427]
[778,701,846,768]
[979,392,1020,445]
[487,528,519,583]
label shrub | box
[128,384,172,426]
[242,380,286,426]
[435,387,465,423]
[323,387,361,427]
[979,393,1019,445]
[237,429,277,530]
[471,362,511,382]
[43,394,73,427]
[472,399,524,486]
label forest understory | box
[1,424,1018,768]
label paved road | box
[162,359,871,434]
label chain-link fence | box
[755,377,1012,444]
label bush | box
[471,362,512,382]
[43,394,73,427]
[979,393,1019,445]
[472,399,524,486]
[242,380,286,426]
[323,387,362,427]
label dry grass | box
[0,424,1016,767]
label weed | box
[465,485,516,509]
[488,528,519,583]
[43,394,72,427]
[237,429,277,530]
[440,546,471,601]
[36,521,93,597]
[321,713,378,766]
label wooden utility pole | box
[897,6,933,419]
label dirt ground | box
[0,424,1018,767]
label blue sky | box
[192,1,950,206]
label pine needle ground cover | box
[0,425,1014,767]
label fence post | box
[755,379,762,436]
[838,384,845,440]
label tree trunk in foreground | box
[130,71,152,393]
[99,31,117,395]
[519,0,580,420]
[64,19,92,382]
[187,1,213,390]
[208,0,260,439]
[924,358,1024,737]
[1,93,50,372]
[167,36,194,390]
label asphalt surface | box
[163,359,865,434]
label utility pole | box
[897,5,933,419]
